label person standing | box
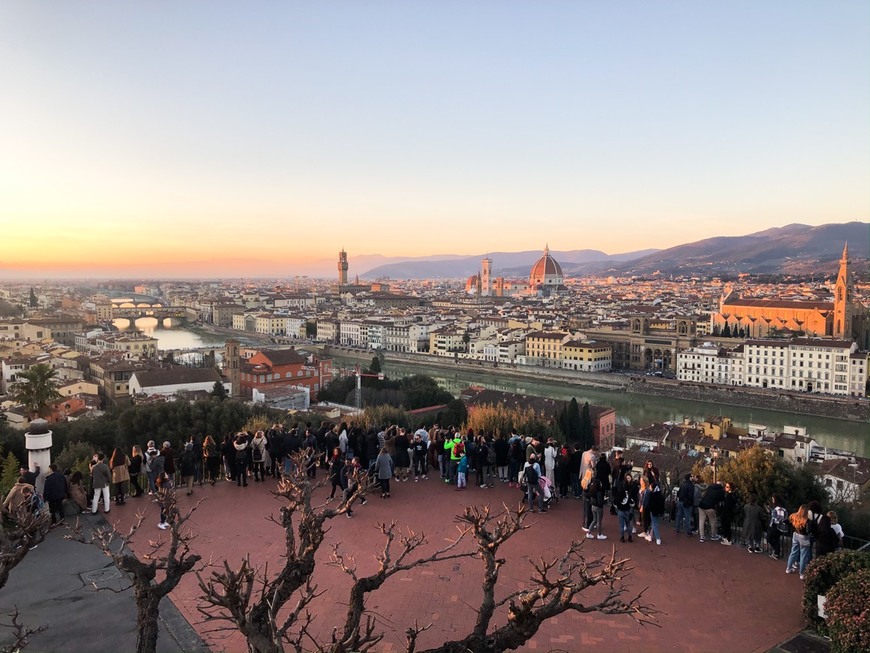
[588,468,607,540]
[179,442,197,495]
[161,441,176,488]
[645,479,665,545]
[250,430,267,482]
[147,446,164,495]
[543,438,557,488]
[786,504,812,580]
[613,472,637,543]
[675,474,695,536]
[234,433,249,487]
[374,447,394,498]
[719,482,739,546]
[743,495,764,553]
[394,428,411,482]
[327,448,346,501]
[767,495,789,560]
[129,445,144,498]
[109,447,131,505]
[43,463,67,524]
[411,432,428,481]
[90,452,111,515]
[698,482,725,542]
[203,435,220,485]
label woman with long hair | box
[203,435,220,485]
[786,504,811,579]
[327,447,346,500]
[109,446,131,505]
[129,445,144,498]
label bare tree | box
[0,508,49,592]
[0,507,50,653]
[198,452,658,653]
[0,607,48,653]
[67,489,202,653]
[197,452,369,653]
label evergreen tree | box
[578,402,594,450]
[369,356,382,375]
[210,381,228,401]
[0,451,22,498]
[722,323,732,337]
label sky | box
[1,1,868,278]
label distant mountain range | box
[613,222,869,277]
[352,222,868,279]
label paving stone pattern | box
[110,475,806,653]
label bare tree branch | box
[0,606,48,653]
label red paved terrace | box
[108,476,803,653]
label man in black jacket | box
[675,474,695,536]
[43,463,66,524]
[698,482,725,542]
[267,425,285,478]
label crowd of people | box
[2,420,847,577]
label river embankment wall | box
[321,345,870,423]
[627,378,869,422]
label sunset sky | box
[2,2,868,278]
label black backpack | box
[524,464,539,486]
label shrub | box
[803,550,870,633]
[826,568,870,653]
[0,451,22,499]
[361,405,411,430]
[55,440,97,480]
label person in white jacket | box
[543,438,557,487]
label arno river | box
[111,322,869,458]
[336,356,869,458]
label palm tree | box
[11,363,61,419]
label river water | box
[112,318,226,351]
[335,357,869,457]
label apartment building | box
[524,331,568,368]
[677,337,865,397]
[561,340,612,372]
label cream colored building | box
[524,331,568,368]
[561,340,612,372]
[849,351,869,397]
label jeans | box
[236,461,248,486]
[649,514,662,542]
[527,484,543,511]
[699,508,718,539]
[675,503,693,534]
[617,509,633,539]
[590,505,603,534]
[583,496,593,528]
[91,486,110,513]
[571,476,581,498]
[787,533,812,575]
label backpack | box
[251,445,263,463]
[235,447,247,462]
[486,444,496,465]
[453,441,465,458]
[523,464,539,486]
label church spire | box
[841,242,849,261]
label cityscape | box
[2,3,869,653]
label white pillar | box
[25,418,52,495]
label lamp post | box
[711,446,720,485]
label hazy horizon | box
[3,2,868,278]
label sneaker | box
[799,574,805,581]
[720,538,731,546]
[711,535,721,541]
[596,534,607,540]
[415,478,418,482]
[423,475,428,480]
[769,553,779,560]
[699,538,706,543]
[656,539,662,545]
[360,498,368,506]
[346,512,353,519]
[627,535,633,542]
[786,567,795,574]
[581,526,590,533]
[158,523,168,530]
[620,537,625,543]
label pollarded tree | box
[10,363,60,419]
[67,489,202,653]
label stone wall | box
[627,378,870,422]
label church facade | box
[711,244,869,348]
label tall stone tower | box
[338,249,349,288]
[225,339,241,398]
[833,242,852,340]
[481,258,492,297]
